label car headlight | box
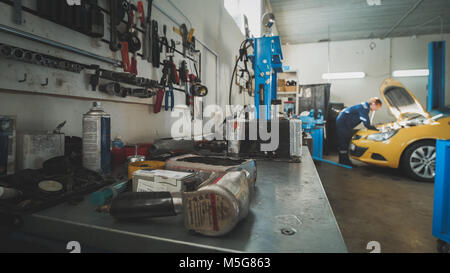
[366,130,398,142]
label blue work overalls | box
[336,102,376,154]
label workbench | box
[9,148,347,253]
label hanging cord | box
[229,39,253,106]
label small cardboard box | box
[284,85,297,92]
[278,79,286,87]
[133,169,195,193]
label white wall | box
[282,34,450,124]
[0,0,248,144]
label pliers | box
[165,84,175,111]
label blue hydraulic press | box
[248,13,284,120]
[227,13,302,162]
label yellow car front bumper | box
[350,137,401,168]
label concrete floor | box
[315,154,437,253]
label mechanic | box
[336,97,382,166]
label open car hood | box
[380,78,430,121]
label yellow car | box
[350,78,450,182]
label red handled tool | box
[120,41,131,72]
[153,88,165,113]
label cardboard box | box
[132,169,195,193]
[277,86,286,92]
[278,79,286,87]
[284,85,297,92]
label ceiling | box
[270,0,450,44]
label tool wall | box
[0,0,211,110]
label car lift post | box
[427,41,446,114]
[432,139,450,253]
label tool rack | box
[0,0,203,104]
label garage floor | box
[315,153,437,253]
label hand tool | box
[167,39,179,85]
[130,88,156,98]
[109,0,122,52]
[99,82,121,96]
[88,66,162,91]
[12,48,24,60]
[23,51,33,62]
[153,88,165,113]
[74,0,87,33]
[31,53,45,65]
[58,0,74,28]
[173,24,195,57]
[119,87,130,98]
[120,4,141,74]
[0,45,12,57]
[89,68,100,91]
[117,0,129,22]
[13,0,22,25]
[160,25,169,54]
[159,60,171,86]
[142,0,153,62]
[137,1,145,27]
[179,61,192,112]
[180,24,188,57]
[165,84,175,111]
[120,41,131,72]
[89,0,105,38]
[1,43,86,74]
[151,20,160,68]
[90,179,130,207]
[0,24,121,67]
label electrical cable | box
[229,39,252,107]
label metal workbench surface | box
[17,148,347,253]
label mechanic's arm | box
[359,111,378,131]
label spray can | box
[82,102,111,174]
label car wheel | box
[401,140,436,182]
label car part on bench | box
[109,170,251,236]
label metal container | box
[17,131,65,170]
[82,102,111,174]
[289,119,303,161]
[182,170,250,236]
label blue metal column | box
[250,36,283,120]
[427,41,446,113]
[432,139,450,245]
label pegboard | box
[0,0,213,108]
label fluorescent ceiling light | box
[322,72,366,80]
[367,0,382,6]
[392,69,429,77]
